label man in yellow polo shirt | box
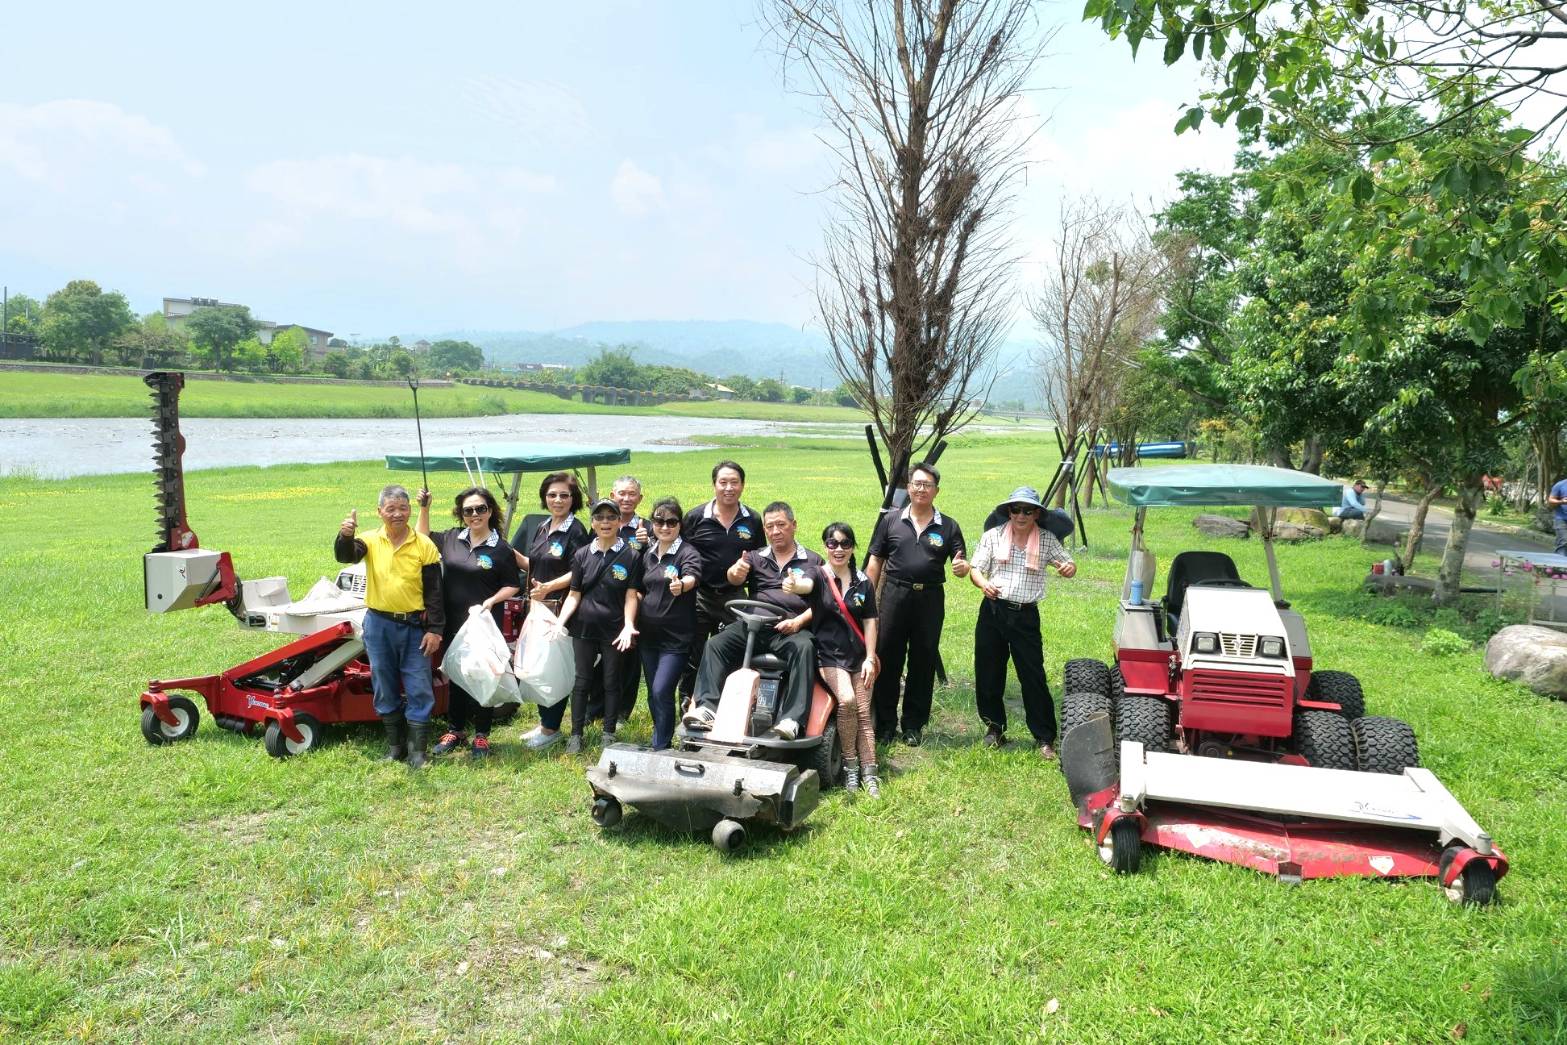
[335,484,445,768]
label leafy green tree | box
[427,339,484,373]
[754,378,787,402]
[577,347,645,389]
[266,326,310,374]
[322,350,355,379]
[39,280,134,364]
[720,374,758,399]
[791,386,813,404]
[112,317,189,368]
[185,305,257,372]
[233,336,268,373]
[2,292,42,335]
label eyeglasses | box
[1008,505,1039,516]
[652,517,680,527]
[545,491,573,499]
[824,538,854,550]
[908,480,935,490]
[461,504,490,516]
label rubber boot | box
[406,720,430,770]
[843,757,860,793]
[380,714,406,762]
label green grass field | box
[2,435,1563,1041]
[0,370,873,424]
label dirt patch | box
[185,809,292,846]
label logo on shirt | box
[549,540,564,558]
[735,524,753,540]
[926,532,945,548]
[476,554,494,570]
[663,564,679,581]
[851,591,865,608]
[788,566,804,579]
[611,563,629,581]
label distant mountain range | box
[425,319,1040,403]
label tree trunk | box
[1533,429,1562,533]
[1359,479,1388,544]
[1433,480,1482,605]
[1299,435,1325,474]
[1399,482,1443,571]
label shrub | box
[1420,628,1470,657]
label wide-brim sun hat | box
[996,485,1045,516]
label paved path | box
[1369,495,1566,620]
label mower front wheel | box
[141,696,200,745]
[591,795,623,829]
[263,714,323,758]
[712,818,747,854]
[1439,847,1499,906]
[1352,716,1419,774]
[1100,817,1142,874]
[806,720,843,790]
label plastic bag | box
[513,603,574,707]
[441,607,522,708]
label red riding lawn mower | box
[1056,464,1507,905]
[136,372,450,757]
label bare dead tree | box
[1032,198,1168,493]
[764,0,1048,468]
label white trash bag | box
[441,606,522,708]
[513,603,574,707]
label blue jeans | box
[362,611,436,724]
[1555,517,1567,556]
[640,641,690,750]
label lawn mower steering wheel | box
[725,599,789,629]
[1192,579,1252,589]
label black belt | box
[886,577,942,591]
[369,607,426,625]
[994,598,1036,611]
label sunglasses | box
[592,513,619,522]
[461,504,490,516]
[1008,505,1039,516]
[824,538,854,550]
[652,516,681,527]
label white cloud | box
[1030,98,1236,202]
[460,75,593,147]
[0,99,205,185]
[609,159,666,216]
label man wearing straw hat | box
[964,485,1077,760]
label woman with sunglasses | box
[556,498,644,754]
[512,471,590,751]
[965,485,1077,760]
[632,497,703,750]
[416,486,522,760]
[809,521,881,795]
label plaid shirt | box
[970,525,1072,604]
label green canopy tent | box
[386,443,631,534]
[1106,464,1347,603]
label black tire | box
[1352,716,1420,774]
[263,713,323,759]
[140,696,199,745]
[1060,689,1113,739]
[1104,817,1142,874]
[711,818,746,853]
[1116,695,1173,754]
[1310,670,1366,719]
[1439,846,1499,906]
[806,720,843,790]
[591,796,623,829]
[1293,709,1356,770]
[1109,665,1126,704]
[1063,658,1112,699]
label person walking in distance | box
[678,460,765,706]
[864,462,969,747]
[335,485,445,769]
[965,485,1077,759]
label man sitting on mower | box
[683,501,821,739]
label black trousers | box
[440,626,494,735]
[585,652,640,723]
[678,586,735,702]
[571,637,625,736]
[872,581,945,736]
[694,625,815,729]
[973,599,1055,744]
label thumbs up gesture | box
[340,508,358,537]
[951,549,971,578]
[728,550,752,585]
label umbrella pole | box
[408,376,429,496]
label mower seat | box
[1165,551,1243,624]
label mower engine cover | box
[1176,587,1296,736]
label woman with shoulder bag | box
[809,521,881,796]
[513,471,590,751]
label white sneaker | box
[682,706,716,730]
[768,718,799,740]
[525,729,562,750]
[521,724,543,741]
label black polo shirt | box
[681,499,765,596]
[617,515,648,553]
[808,565,878,670]
[636,538,704,646]
[868,506,966,584]
[568,538,644,640]
[748,543,824,616]
[518,516,590,588]
[434,527,522,632]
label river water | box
[0,413,852,479]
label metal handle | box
[674,760,705,777]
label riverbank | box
[0,369,874,423]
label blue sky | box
[0,1,1235,339]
